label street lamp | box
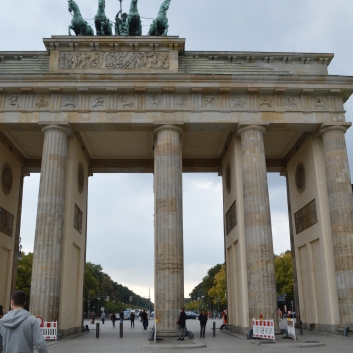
[87,290,91,318]
[97,292,101,318]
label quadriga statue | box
[127,0,142,36]
[95,0,113,36]
[148,0,171,36]
[68,0,94,36]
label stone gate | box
[0,36,353,336]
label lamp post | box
[97,292,101,318]
[87,290,91,318]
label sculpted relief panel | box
[295,199,318,235]
[58,51,170,70]
[226,200,237,236]
[0,206,14,237]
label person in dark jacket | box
[199,309,208,337]
[130,310,135,328]
[141,310,148,330]
[177,307,187,340]
[111,313,117,328]
[91,311,96,324]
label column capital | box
[319,123,351,136]
[237,124,267,136]
[41,124,72,136]
[21,167,30,178]
[154,124,183,136]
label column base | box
[157,330,179,337]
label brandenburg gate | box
[0,35,353,336]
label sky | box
[2,0,353,302]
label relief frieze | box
[232,95,247,109]
[58,51,170,70]
[0,206,14,237]
[226,200,237,235]
[295,199,318,235]
[74,204,83,234]
[313,96,327,110]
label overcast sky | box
[2,0,353,302]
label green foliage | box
[16,252,33,310]
[274,251,294,303]
[188,263,223,311]
[208,265,226,306]
[84,262,153,314]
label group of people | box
[0,290,49,353]
[177,307,210,340]
[103,309,149,330]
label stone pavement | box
[44,319,353,353]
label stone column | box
[238,125,278,325]
[30,125,71,321]
[154,125,184,336]
[10,167,30,295]
[320,125,353,326]
[280,168,301,322]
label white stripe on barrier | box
[40,321,57,340]
[252,319,275,341]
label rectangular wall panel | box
[0,247,10,307]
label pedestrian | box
[111,312,116,328]
[91,311,96,324]
[0,305,4,319]
[199,309,208,338]
[177,307,187,341]
[0,290,48,353]
[221,308,227,324]
[141,310,148,330]
[101,311,105,324]
[119,310,124,324]
[130,310,135,328]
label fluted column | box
[154,125,183,336]
[30,125,71,321]
[320,125,353,326]
[11,167,30,295]
[238,125,278,325]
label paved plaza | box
[44,319,353,353]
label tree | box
[16,252,33,310]
[208,265,226,308]
[274,251,294,304]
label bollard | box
[299,321,303,335]
[120,322,123,338]
[96,323,99,338]
[213,322,216,337]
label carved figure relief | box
[64,96,75,108]
[226,201,237,235]
[74,204,83,234]
[119,96,134,108]
[58,51,169,70]
[259,96,273,107]
[295,163,305,193]
[35,96,49,108]
[78,162,84,193]
[91,96,105,108]
[1,164,13,195]
[295,199,318,234]
[313,96,327,110]
[285,97,299,110]
[226,163,231,193]
[7,96,20,108]
[177,96,188,108]
[232,95,246,108]
[0,206,14,237]
[205,96,216,108]
[150,94,160,108]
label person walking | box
[91,311,96,324]
[111,312,116,328]
[177,307,187,341]
[119,310,124,324]
[141,310,148,330]
[0,290,49,353]
[199,309,208,338]
[101,311,105,324]
[130,310,135,328]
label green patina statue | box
[68,0,94,36]
[94,0,113,36]
[127,0,142,36]
[115,10,129,36]
[148,0,171,36]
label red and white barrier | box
[40,321,57,340]
[287,319,296,341]
[252,319,275,341]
